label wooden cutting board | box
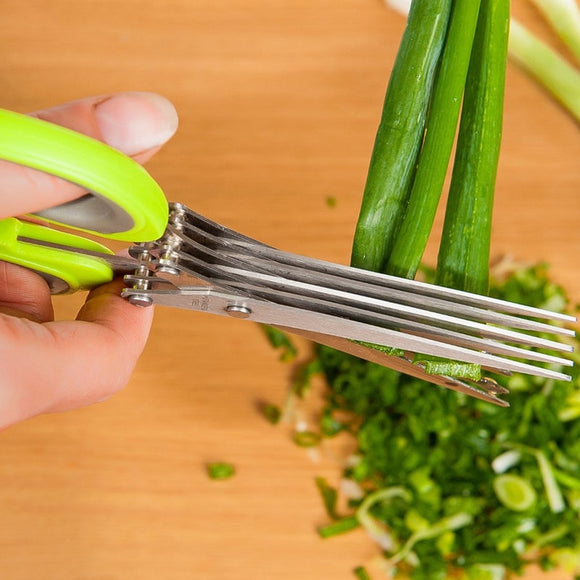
[0,1,577,578]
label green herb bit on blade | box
[413,354,483,382]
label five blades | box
[124,203,577,406]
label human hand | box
[0,92,178,430]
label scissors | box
[0,108,575,407]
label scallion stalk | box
[509,18,580,123]
[436,0,510,294]
[351,0,453,272]
[385,0,482,279]
[528,0,580,61]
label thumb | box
[0,279,154,430]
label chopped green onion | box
[292,430,321,448]
[553,468,580,490]
[261,402,282,425]
[464,563,507,580]
[535,450,566,513]
[356,487,411,550]
[262,325,297,361]
[315,477,339,519]
[206,462,236,480]
[493,474,537,511]
[548,548,580,574]
[390,512,473,564]
[271,264,580,577]
[353,565,372,580]
[530,524,570,550]
[506,443,567,513]
[491,449,522,474]
[317,515,361,538]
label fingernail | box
[94,92,178,155]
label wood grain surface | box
[0,1,578,579]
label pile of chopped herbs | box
[263,262,580,579]
[260,1,580,577]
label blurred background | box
[0,1,578,579]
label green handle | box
[0,108,168,242]
[0,218,115,293]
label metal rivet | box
[225,304,252,318]
[157,265,180,276]
[126,294,154,308]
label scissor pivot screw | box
[225,304,252,319]
[126,293,154,308]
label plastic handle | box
[0,108,168,242]
[0,218,115,293]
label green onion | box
[353,565,372,580]
[506,443,566,513]
[464,563,507,580]
[261,402,282,425]
[292,430,321,447]
[356,486,411,550]
[351,0,452,272]
[206,462,235,480]
[553,468,580,490]
[414,354,482,381]
[535,449,566,513]
[326,195,337,208]
[491,449,522,473]
[492,474,537,511]
[385,0,482,279]
[317,515,361,538]
[262,325,297,361]
[315,477,339,519]
[390,512,473,564]
[436,0,509,294]
[530,524,570,550]
[268,263,580,578]
[528,0,580,61]
[509,19,580,123]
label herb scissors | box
[0,108,575,407]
